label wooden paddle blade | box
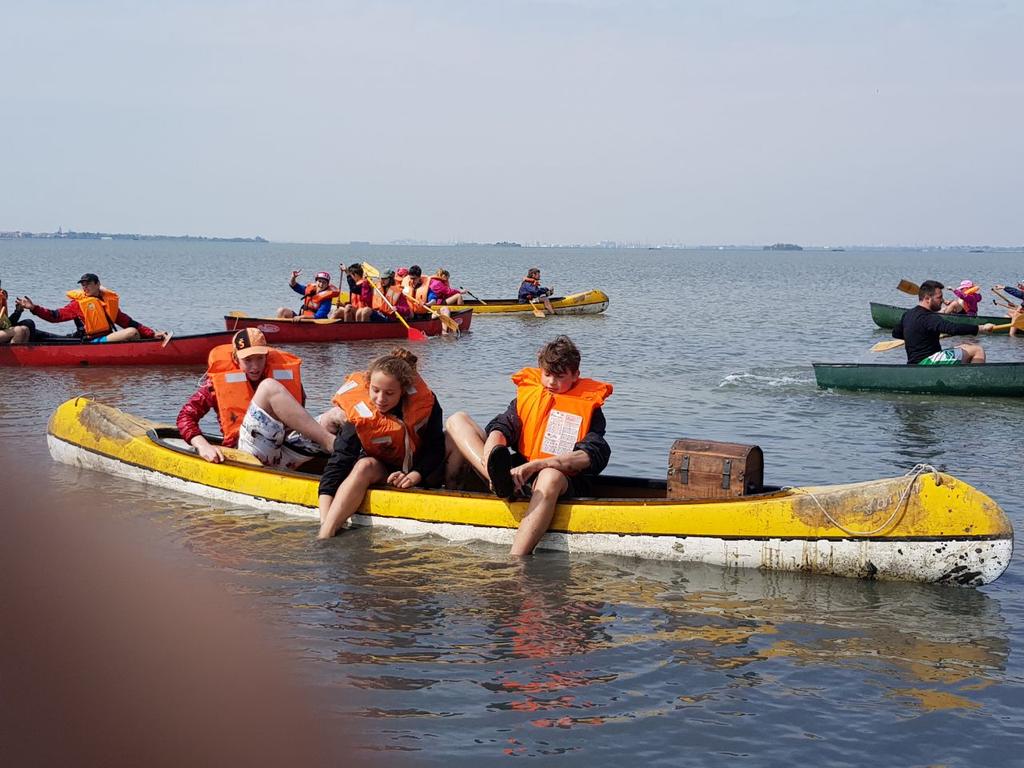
[870,339,906,352]
[160,331,174,348]
[991,313,1024,332]
[227,310,246,317]
[897,279,920,296]
[438,314,461,333]
[528,300,546,318]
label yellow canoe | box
[332,289,609,314]
[47,397,1013,586]
[439,289,609,315]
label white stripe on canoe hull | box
[551,301,608,315]
[47,436,1010,585]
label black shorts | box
[507,449,593,499]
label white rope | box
[783,463,940,537]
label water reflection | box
[887,402,945,464]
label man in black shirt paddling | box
[893,280,995,365]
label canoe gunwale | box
[144,426,790,507]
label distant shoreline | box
[0,230,266,243]
[0,231,1019,251]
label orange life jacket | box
[403,277,431,307]
[301,283,340,317]
[206,344,303,446]
[0,288,8,330]
[512,367,613,462]
[66,287,120,338]
[331,370,435,472]
[350,279,367,309]
[371,285,408,317]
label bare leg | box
[355,307,373,322]
[318,457,389,538]
[251,379,336,452]
[445,294,464,306]
[542,297,554,313]
[276,308,297,318]
[510,467,568,556]
[444,412,491,484]
[10,325,29,344]
[317,405,346,436]
[959,343,986,364]
[104,327,141,342]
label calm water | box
[2,240,1023,764]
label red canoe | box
[0,331,236,367]
[223,309,473,342]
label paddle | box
[994,298,1016,310]
[459,287,487,305]
[897,279,920,296]
[872,334,952,353]
[992,287,1019,308]
[363,261,461,334]
[990,315,1024,332]
[872,315,1024,352]
[360,262,428,342]
[160,330,174,348]
[527,298,546,318]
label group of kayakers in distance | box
[175,327,609,555]
[269,263,557,337]
[0,272,168,345]
[0,264,561,346]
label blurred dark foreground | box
[0,451,355,767]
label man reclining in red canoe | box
[15,272,168,343]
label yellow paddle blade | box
[871,339,906,352]
[227,310,247,317]
[897,279,920,296]
[991,313,1024,332]
[362,261,381,279]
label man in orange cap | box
[177,328,336,467]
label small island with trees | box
[763,243,803,251]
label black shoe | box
[486,447,516,500]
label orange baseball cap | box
[232,328,269,358]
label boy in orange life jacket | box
[176,328,336,468]
[316,348,445,539]
[445,335,612,556]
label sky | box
[1,0,1021,246]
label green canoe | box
[869,302,1008,331]
[813,362,1024,397]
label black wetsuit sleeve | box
[574,407,610,475]
[409,397,444,479]
[318,422,363,497]
[485,399,521,447]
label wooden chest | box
[666,439,764,500]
